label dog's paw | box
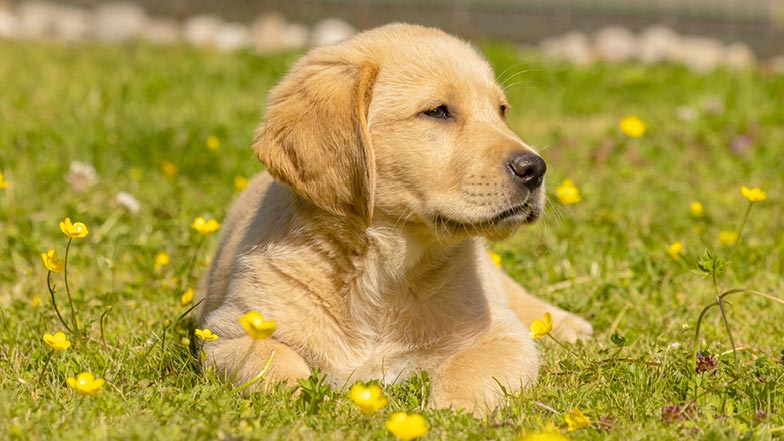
[550,311,593,343]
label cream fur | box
[196,23,592,414]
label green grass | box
[1,39,783,440]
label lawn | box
[0,38,783,440]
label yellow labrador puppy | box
[197,23,592,413]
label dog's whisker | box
[496,62,528,87]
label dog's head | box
[254,24,545,241]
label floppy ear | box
[253,50,378,226]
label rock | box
[52,6,90,42]
[0,8,19,39]
[637,26,679,64]
[724,42,756,69]
[541,31,593,66]
[214,22,248,52]
[769,55,784,74]
[671,36,724,73]
[92,2,147,42]
[17,1,60,39]
[593,26,638,63]
[250,13,287,53]
[183,14,223,48]
[280,23,309,50]
[310,18,355,47]
[140,18,180,45]
[250,14,308,53]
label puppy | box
[197,23,592,413]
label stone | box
[638,26,679,64]
[92,2,147,42]
[310,18,355,47]
[52,6,90,42]
[541,31,593,66]
[724,42,756,69]
[183,14,223,48]
[769,55,784,74]
[140,18,180,45]
[593,26,638,63]
[280,22,309,50]
[672,36,724,73]
[0,8,18,39]
[17,1,60,39]
[214,22,248,52]
[250,13,286,53]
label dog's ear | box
[253,50,378,227]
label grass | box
[1,38,783,440]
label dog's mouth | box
[431,201,541,232]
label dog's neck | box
[292,200,471,303]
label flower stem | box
[47,271,73,334]
[231,350,276,393]
[39,350,54,376]
[546,334,579,357]
[716,297,739,375]
[733,202,754,250]
[183,235,206,290]
[692,288,784,387]
[63,237,79,335]
[100,306,112,346]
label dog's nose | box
[508,153,546,190]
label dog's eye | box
[500,104,509,119]
[423,105,451,120]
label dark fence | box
[49,0,784,56]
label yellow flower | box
[564,407,590,432]
[154,251,170,269]
[32,296,42,307]
[180,337,190,346]
[66,372,105,396]
[555,179,582,205]
[348,383,388,414]
[520,424,570,441]
[489,250,503,268]
[41,249,65,272]
[667,241,684,261]
[529,312,553,339]
[239,310,276,339]
[0,171,8,189]
[195,328,219,342]
[191,217,221,235]
[234,175,249,192]
[719,230,738,245]
[59,217,88,239]
[689,201,705,218]
[741,186,766,202]
[619,115,647,138]
[206,135,221,151]
[43,332,71,350]
[385,412,428,441]
[181,287,194,306]
[161,160,179,178]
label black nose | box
[508,153,546,191]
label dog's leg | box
[499,269,593,343]
[429,322,538,415]
[203,336,311,390]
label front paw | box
[429,378,505,416]
[551,311,593,343]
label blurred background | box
[1,0,784,71]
